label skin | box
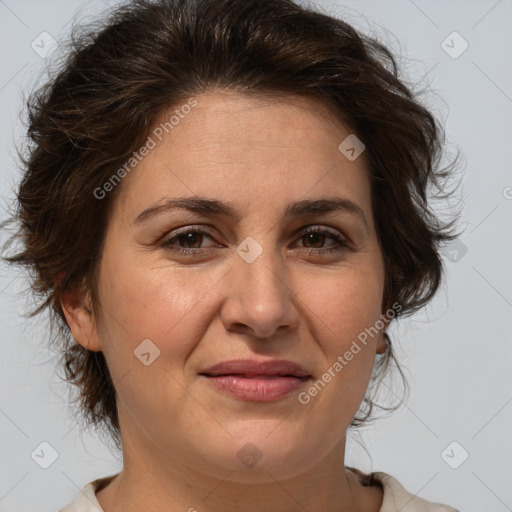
[61,91,390,512]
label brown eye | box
[295,227,350,255]
[301,232,329,249]
[174,231,204,249]
[161,227,217,254]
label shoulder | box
[371,471,460,512]
[58,470,460,512]
[58,474,117,512]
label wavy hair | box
[1,0,460,449]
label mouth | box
[199,359,312,401]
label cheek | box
[296,264,384,342]
[93,257,219,423]
[293,265,384,405]
[96,253,226,365]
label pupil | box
[305,233,324,248]
[176,232,326,250]
[180,232,202,248]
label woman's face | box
[66,91,388,481]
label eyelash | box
[160,225,350,256]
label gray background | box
[0,1,511,511]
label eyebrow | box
[134,196,368,230]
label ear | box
[375,316,391,355]
[60,280,102,352]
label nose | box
[220,242,300,339]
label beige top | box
[59,470,460,512]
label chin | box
[188,427,333,483]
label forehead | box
[160,91,353,151]
[111,91,372,225]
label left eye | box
[161,228,217,252]
[160,226,349,255]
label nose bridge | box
[238,236,284,296]
[222,234,297,338]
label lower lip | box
[202,375,309,401]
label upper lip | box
[200,359,311,378]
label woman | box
[2,0,460,510]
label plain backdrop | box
[0,1,511,511]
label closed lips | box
[203,373,310,380]
[199,359,312,401]
[199,359,312,379]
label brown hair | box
[1,0,459,450]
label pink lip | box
[199,359,312,402]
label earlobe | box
[60,284,102,352]
[376,316,392,355]
[376,332,388,355]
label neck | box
[96,427,374,512]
